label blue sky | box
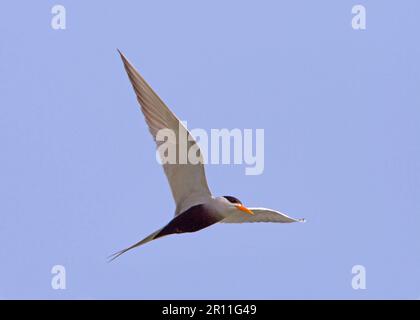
[0,1,419,299]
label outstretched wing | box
[221,207,305,223]
[118,50,212,215]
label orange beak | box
[235,204,254,215]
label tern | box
[109,50,305,261]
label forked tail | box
[107,228,163,262]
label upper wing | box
[221,207,305,223]
[118,50,212,215]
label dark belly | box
[155,204,222,239]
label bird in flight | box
[109,50,305,261]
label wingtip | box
[116,48,126,60]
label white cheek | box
[212,199,235,218]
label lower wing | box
[221,207,305,223]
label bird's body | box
[109,50,305,261]
[157,203,222,237]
